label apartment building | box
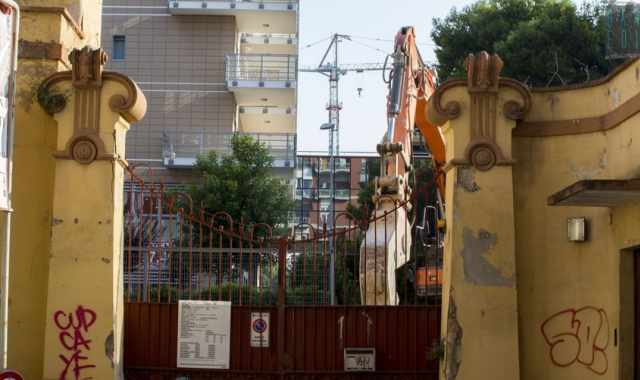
[293,129,433,228]
[293,154,379,230]
[102,0,299,184]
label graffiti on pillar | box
[53,306,97,380]
[541,307,609,375]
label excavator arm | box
[359,26,445,305]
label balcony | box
[226,54,297,106]
[318,162,350,173]
[320,189,351,200]
[162,130,296,169]
[238,106,296,134]
[168,0,298,34]
[294,188,351,201]
[240,33,298,55]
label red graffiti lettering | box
[0,370,24,380]
[54,306,97,380]
[54,311,72,330]
[541,307,609,375]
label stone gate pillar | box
[37,47,146,380]
[427,52,531,380]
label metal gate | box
[122,169,442,380]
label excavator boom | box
[359,27,445,305]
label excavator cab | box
[414,204,443,299]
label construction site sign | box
[344,348,376,372]
[250,312,270,348]
[0,1,17,211]
[177,300,231,369]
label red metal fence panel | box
[124,304,440,379]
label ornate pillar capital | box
[37,47,146,165]
[427,52,531,171]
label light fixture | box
[567,217,588,242]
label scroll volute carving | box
[465,52,508,171]
[38,47,147,165]
[466,51,503,93]
[428,51,532,171]
[70,47,108,89]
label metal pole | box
[0,1,19,367]
[327,35,339,306]
[328,126,335,305]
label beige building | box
[101,0,299,183]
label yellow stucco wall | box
[429,55,640,380]
[513,59,640,380]
[40,79,131,380]
[9,1,102,378]
[435,69,527,380]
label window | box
[113,35,126,60]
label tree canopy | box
[431,0,615,87]
[187,135,293,227]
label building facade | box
[427,53,640,380]
[102,0,299,183]
[293,154,379,230]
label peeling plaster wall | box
[513,61,640,380]
[513,134,618,380]
[440,163,521,380]
[8,1,104,378]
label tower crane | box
[299,34,386,304]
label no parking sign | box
[250,312,270,348]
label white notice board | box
[177,300,231,369]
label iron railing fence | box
[225,54,297,83]
[123,166,443,307]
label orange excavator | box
[359,27,445,305]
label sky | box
[296,0,477,154]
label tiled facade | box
[102,1,298,183]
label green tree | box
[431,0,615,87]
[187,135,293,228]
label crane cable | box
[300,35,333,50]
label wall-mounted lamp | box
[567,217,588,242]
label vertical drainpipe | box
[0,0,18,369]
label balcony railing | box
[295,189,351,201]
[226,54,297,88]
[169,0,299,13]
[239,106,295,115]
[318,163,350,173]
[240,33,298,46]
[162,130,296,168]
